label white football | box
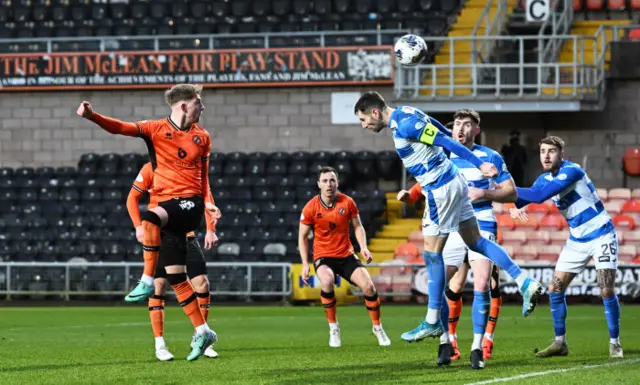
[393,34,428,66]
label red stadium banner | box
[0,46,394,91]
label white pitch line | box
[464,358,640,385]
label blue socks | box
[423,251,446,310]
[603,295,620,339]
[549,292,567,338]
[469,236,522,279]
[472,290,491,334]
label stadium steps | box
[422,0,519,96]
[543,20,630,96]
[368,193,421,264]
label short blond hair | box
[540,136,565,152]
[164,84,203,106]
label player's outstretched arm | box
[515,167,584,207]
[470,154,518,203]
[77,101,141,137]
[429,116,452,137]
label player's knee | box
[191,275,209,293]
[601,286,615,299]
[154,278,168,295]
[361,280,376,297]
[448,278,464,293]
[141,211,162,228]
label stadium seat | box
[613,214,636,229]
[596,188,609,201]
[621,230,640,245]
[394,242,420,259]
[513,215,539,231]
[607,0,626,11]
[525,203,549,219]
[537,245,562,262]
[540,214,567,230]
[604,200,623,215]
[496,214,515,230]
[621,199,640,213]
[527,231,551,245]
[618,245,636,262]
[501,230,527,245]
[608,188,631,201]
[623,148,640,176]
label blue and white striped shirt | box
[390,106,458,191]
[451,145,511,234]
[516,160,614,243]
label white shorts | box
[443,230,495,268]
[556,231,619,274]
[421,173,476,237]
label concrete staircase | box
[422,0,519,96]
[367,193,421,265]
[544,19,630,96]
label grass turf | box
[0,304,637,384]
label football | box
[393,34,428,66]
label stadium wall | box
[0,80,639,188]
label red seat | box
[550,230,570,245]
[621,199,640,213]
[497,214,515,230]
[621,230,640,245]
[540,214,566,230]
[514,215,540,230]
[630,29,640,40]
[574,0,582,10]
[394,242,419,259]
[586,0,605,10]
[608,0,626,10]
[632,0,640,8]
[613,214,636,229]
[632,189,640,200]
[525,203,549,220]
[623,148,640,175]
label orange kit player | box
[299,166,391,348]
[77,84,217,361]
[127,162,221,361]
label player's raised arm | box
[515,167,584,207]
[77,101,142,137]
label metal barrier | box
[395,34,601,100]
[0,261,292,300]
[0,30,406,53]
[539,0,575,63]
[473,0,512,64]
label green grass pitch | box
[0,304,638,384]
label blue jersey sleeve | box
[433,133,483,167]
[491,152,512,184]
[515,166,584,207]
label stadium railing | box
[538,0,575,64]
[0,262,291,300]
[395,34,603,100]
[473,0,512,66]
[0,30,406,53]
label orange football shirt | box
[300,193,359,260]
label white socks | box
[426,308,441,324]
[515,272,527,289]
[141,274,154,286]
[472,334,483,351]
[155,336,165,350]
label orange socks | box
[364,293,381,326]
[168,274,206,330]
[142,220,161,278]
[446,288,463,337]
[196,292,211,321]
[320,290,337,324]
[148,295,165,338]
